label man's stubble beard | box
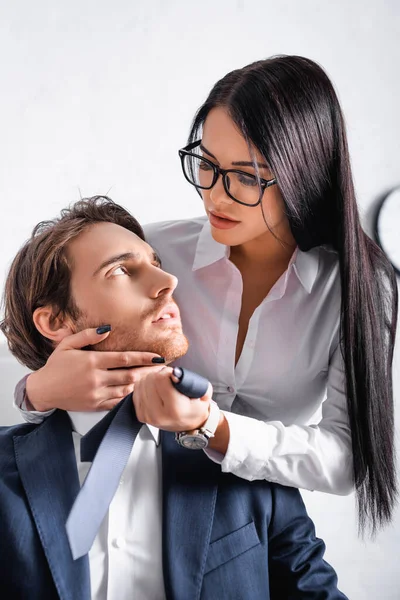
[73,313,189,363]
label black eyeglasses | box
[178,140,277,207]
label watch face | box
[375,188,400,275]
[180,434,208,450]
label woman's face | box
[200,107,294,249]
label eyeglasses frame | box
[178,140,277,207]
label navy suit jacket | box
[0,408,347,599]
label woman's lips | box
[208,212,240,230]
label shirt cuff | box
[14,374,56,424]
[212,410,276,480]
[204,410,275,474]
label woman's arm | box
[207,343,353,495]
[14,374,56,424]
[14,327,166,423]
[15,330,353,495]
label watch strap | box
[198,400,220,439]
[175,400,220,449]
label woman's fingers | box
[57,328,164,368]
[99,364,167,387]
[24,326,166,412]
[96,396,130,411]
[98,369,136,387]
[96,385,135,410]
[58,327,111,350]
[95,351,164,370]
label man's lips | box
[151,303,181,325]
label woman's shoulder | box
[315,245,341,289]
[296,244,340,293]
[319,244,340,269]
[143,216,207,252]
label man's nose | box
[150,268,178,298]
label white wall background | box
[1,1,399,598]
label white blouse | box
[15,216,353,495]
[145,216,352,495]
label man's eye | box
[112,266,128,276]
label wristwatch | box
[175,400,220,450]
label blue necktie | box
[66,395,142,560]
[66,368,209,560]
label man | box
[0,196,347,599]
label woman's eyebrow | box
[200,143,269,169]
[200,143,217,160]
[231,160,270,169]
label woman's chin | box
[209,223,245,247]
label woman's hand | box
[133,367,212,432]
[25,327,166,412]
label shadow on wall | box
[368,186,400,279]
[0,342,30,425]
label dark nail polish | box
[96,325,111,334]
[152,357,165,364]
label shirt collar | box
[192,218,228,271]
[67,410,160,445]
[192,218,320,294]
[291,246,320,294]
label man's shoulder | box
[0,422,39,473]
[0,420,38,438]
[0,421,38,448]
[0,411,67,450]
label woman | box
[15,55,398,534]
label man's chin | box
[143,333,189,363]
[92,330,189,363]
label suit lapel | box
[14,410,90,600]
[161,432,220,600]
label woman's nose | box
[209,175,234,205]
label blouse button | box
[227,386,234,394]
[112,537,126,549]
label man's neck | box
[67,410,108,436]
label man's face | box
[65,222,188,362]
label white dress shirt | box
[68,410,165,600]
[144,216,352,495]
[15,215,353,495]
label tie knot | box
[80,394,138,462]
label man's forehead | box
[67,221,152,270]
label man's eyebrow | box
[93,251,161,277]
[200,144,269,169]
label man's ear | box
[33,306,74,343]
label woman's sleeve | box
[206,343,353,495]
[13,375,55,424]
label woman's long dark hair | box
[189,55,398,535]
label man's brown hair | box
[0,196,145,371]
